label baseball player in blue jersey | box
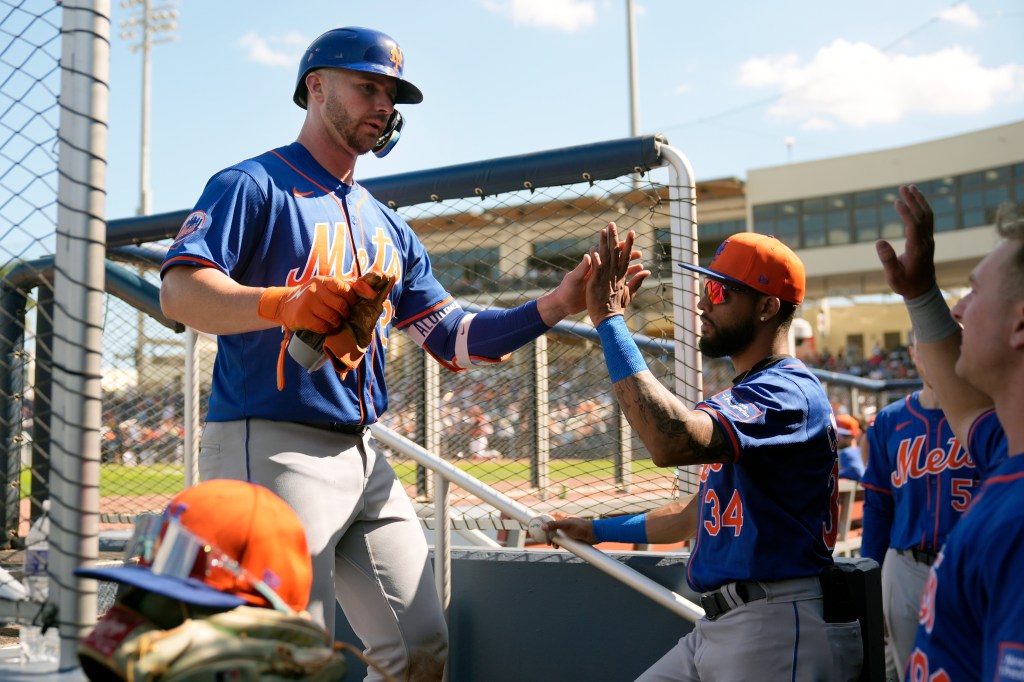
[877,185,1021,681]
[860,337,998,680]
[546,227,863,681]
[159,27,646,681]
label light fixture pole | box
[120,0,177,390]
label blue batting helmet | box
[293,27,423,109]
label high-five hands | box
[585,222,650,326]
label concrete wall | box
[334,549,696,681]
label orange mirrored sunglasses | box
[702,277,750,305]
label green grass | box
[20,464,185,498]
[21,459,663,498]
[389,458,665,486]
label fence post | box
[530,335,550,498]
[661,144,703,496]
[30,284,55,521]
[183,327,200,487]
[50,0,110,667]
[614,403,632,493]
[0,284,27,547]
[417,350,438,499]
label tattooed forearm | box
[614,373,729,465]
[617,374,687,435]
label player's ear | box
[1010,299,1024,350]
[305,71,326,105]
[758,296,781,322]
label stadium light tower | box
[120,0,178,392]
[120,0,178,217]
[626,0,639,138]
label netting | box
[0,0,62,538]
[375,178,690,523]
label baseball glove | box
[322,269,397,380]
[79,602,348,681]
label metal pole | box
[660,143,703,497]
[626,0,640,137]
[370,424,705,623]
[29,286,55,520]
[0,284,28,546]
[138,0,152,217]
[183,327,200,487]
[52,0,110,667]
[530,335,550,497]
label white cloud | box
[674,83,691,95]
[801,117,836,131]
[480,0,597,32]
[238,31,309,67]
[937,3,981,29]
[737,39,1024,128]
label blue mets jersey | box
[861,392,981,563]
[161,143,540,425]
[686,356,838,593]
[906,411,1022,682]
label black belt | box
[899,548,938,566]
[700,581,767,621]
[296,421,367,435]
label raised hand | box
[876,185,937,300]
[585,222,650,327]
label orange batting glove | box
[323,269,397,381]
[257,275,379,333]
[258,275,377,390]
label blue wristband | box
[592,514,648,544]
[596,316,648,383]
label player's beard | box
[324,96,378,156]
[699,314,757,359]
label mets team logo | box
[171,210,206,248]
[389,46,403,73]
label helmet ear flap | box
[372,110,403,158]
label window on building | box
[658,219,747,268]
[883,331,902,351]
[431,247,501,292]
[749,162,1021,251]
[530,237,591,286]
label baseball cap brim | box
[837,428,853,437]
[75,565,246,610]
[677,262,752,290]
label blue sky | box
[104,0,1024,221]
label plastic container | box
[20,501,58,665]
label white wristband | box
[905,285,960,343]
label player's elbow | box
[159,275,184,324]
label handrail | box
[369,423,706,623]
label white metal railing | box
[369,424,705,623]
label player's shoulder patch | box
[708,389,765,423]
[171,210,207,248]
[997,643,1024,681]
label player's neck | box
[917,386,940,410]
[730,333,789,377]
[995,369,1024,456]
[295,128,357,185]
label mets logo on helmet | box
[389,46,403,73]
[172,210,207,248]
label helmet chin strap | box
[372,110,403,158]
